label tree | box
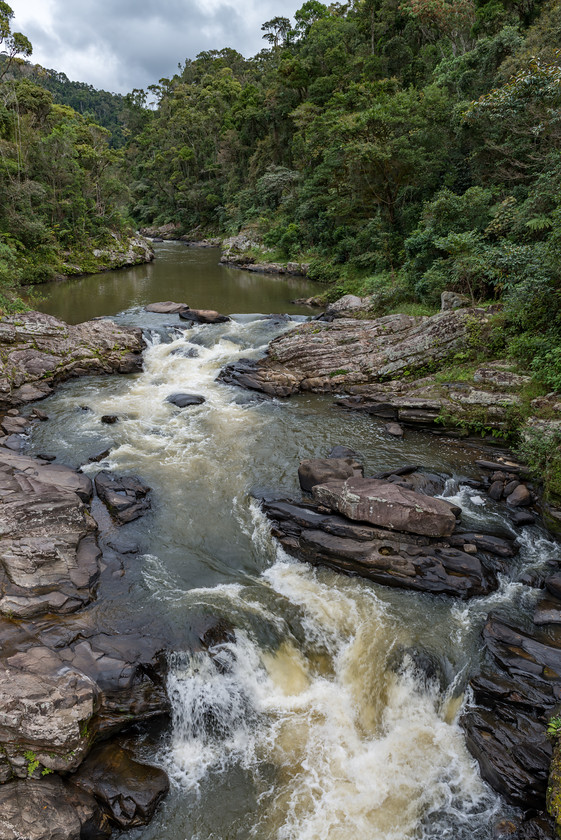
[0,2,32,81]
[261,17,293,48]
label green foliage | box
[548,715,561,739]
[518,426,561,500]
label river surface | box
[32,245,559,839]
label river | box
[31,243,558,839]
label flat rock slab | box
[312,476,458,537]
[72,743,169,829]
[0,311,144,410]
[179,308,230,324]
[262,498,497,599]
[145,301,188,314]
[166,393,206,408]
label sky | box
[8,0,303,94]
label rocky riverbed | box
[2,303,561,839]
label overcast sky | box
[9,0,302,94]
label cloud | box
[8,0,303,93]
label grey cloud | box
[14,0,303,92]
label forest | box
[1,0,561,395]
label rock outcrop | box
[218,308,497,397]
[94,471,151,525]
[0,312,144,410]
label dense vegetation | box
[0,3,138,310]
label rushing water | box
[31,246,559,839]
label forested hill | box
[124,0,561,393]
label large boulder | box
[311,476,458,537]
[0,452,100,618]
[218,307,496,397]
[261,498,498,599]
[0,312,144,410]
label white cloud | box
[7,0,303,93]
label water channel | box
[30,243,558,839]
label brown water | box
[30,246,558,840]
[37,243,320,324]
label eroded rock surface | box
[261,497,498,598]
[218,307,498,397]
[94,471,151,525]
[0,312,144,410]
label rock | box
[166,393,206,408]
[489,480,505,501]
[511,510,536,526]
[534,597,561,626]
[0,776,109,840]
[90,233,154,268]
[507,484,531,507]
[0,312,144,410]
[0,656,98,775]
[145,301,188,314]
[32,409,49,421]
[89,449,111,463]
[328,445,361,460]
[476,459,521,473]
[1,414,30,435]
[71,743,169,830]
[473,363,531,390]
[217,308,498,399]
[0,451,99,618]
[462,618,561,809]
[298,457,364,494]
[546,575,561,600]
[324,295,368,318]
[311,477,458,537]
[441,291,470,311]
[504,479,520,497]
[178,308,230,324]
[139,222,181,239]
[385,422,404,437]
[94,471,151,525]
[382,470,448,497]
[448,532,516,557]
[101,415,118,425]
[261,497,497,599]
[463,543,477,553]
[36,453,56,462]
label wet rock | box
[36,453,56,462]
[101,415,118,425]
[89,448,111,463]
[0,312,144,410]
[261,498,497,599]
[179,308,230,324]
[0,776,109,840]
[94,471,151,525]
[534,597,561,626]
[145,301,188,314]
[218,357,296,397]
[106,536,139,554]
[462,618,561,809]
[546,575,561,600]
[504,480,520,497]
[170,345,199,358]
[385,422,404,437]
[1,433,25,450]
[381,470,447,497]
[298,457,364,494]
[311,476,458,537]
[71,743,169,830]
[448,532,516,558]
[507,484,531,507]
[511,510,536,526]
[476,459,522,474]
[166,393,206,408]
[489,480,505,501]
[328,445,361,460]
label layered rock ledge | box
[0,312,144,409]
